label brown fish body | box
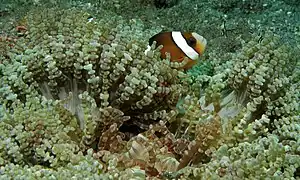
[147,31,207,70]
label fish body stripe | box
[171,31,199,60]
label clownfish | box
[145,31,207,70]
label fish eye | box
[187,37,196,46]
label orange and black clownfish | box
[145,31,207,70]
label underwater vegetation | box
[0,0,299,179]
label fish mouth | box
[192,32,207,55]
[192,32,207,47]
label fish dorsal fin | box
[149,30,169,46]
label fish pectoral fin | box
[177,56,185,62]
